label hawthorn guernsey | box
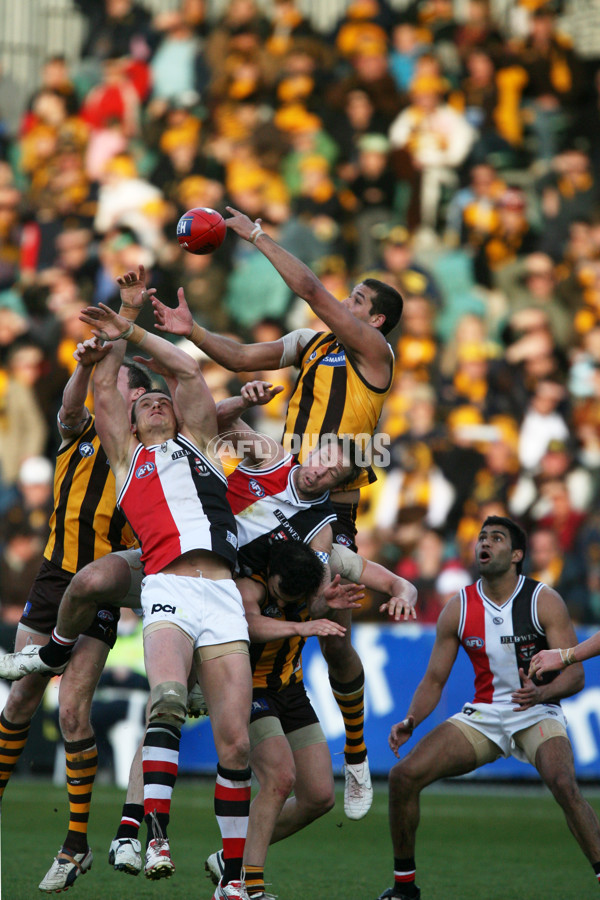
[117,434,238,575]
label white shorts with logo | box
[450,701,568,764]
[140,572,249,649]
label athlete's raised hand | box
[241,380,285,407]
[79,304,133,343]
[153,287,194,337]
[225,206,261,242]
[73,337,112,366]
[117,266,155,311]
[389,716,415,757]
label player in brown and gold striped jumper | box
[151,206,403,820]
[0,295,151,892]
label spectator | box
[389,74,476,229]
[518,378,570,472]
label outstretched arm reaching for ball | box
[152,287,287,372]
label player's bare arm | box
[513,586,584,710]
[91,339,136,484]
[57,338,113,441]
[80,302,220,455]
[238,577,347,642]
[329,545,417,621]
[152,286,286,372]
[530,629,600,679]
[367,559,418,621]
[225,206,392,386]
[389,596,461,757]
[215,380,287,468]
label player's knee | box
[218,734,250,771]
[389,758,420,796]
[149,681,187,728]
[68,564,106,602]
[299,784,335,821]
[319,633,352,663]
[4,678,45,721]
[545,768,579,806]
[311,784,335,817]
[59,704,92,739]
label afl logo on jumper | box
[97,610,115,622]
[79,442,95,457]
[135,462,155,478]
[336,534,352,547]
[465,636,485,649]
[249,478,265,498]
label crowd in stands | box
[2,0,600,627]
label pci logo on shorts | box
[135,462,155,478]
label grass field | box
[2,778,600,899]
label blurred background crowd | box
[2,0,600,636]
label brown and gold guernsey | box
[250,579,311,692]
[282,331,393,490]
[44,415,136,574]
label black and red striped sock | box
[116,802,144,840]
[214,764,251,886]
[142,722,180,829]
[393,857,418,897]
[39,629,77,669]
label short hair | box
[482,515,527,574]
[130,389,172,427]
[267,541,325,600]
[362,277,404,335]
[123,360,152,393]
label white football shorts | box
[450,700,568,764]
[140,572,249,649]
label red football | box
[176,207,226,255]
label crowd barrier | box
[179,624,600,779]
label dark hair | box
[362,277,404,335]
[267,541,325,600]
[130,389,172,426]
[482,516,527,574]
[123,360,152,393]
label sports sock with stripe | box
[0,712,31,799]
[215,764,251,886]
[39,630,77,669]
[115,802,144,840]
[329,670,367,764]
[393,857,418,897]
[244,864,265,897]
[64,736,98,853]
[142,721,180,832]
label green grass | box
[2,779,600,899]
